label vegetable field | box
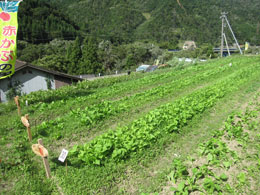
[1,56,260,194]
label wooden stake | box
[27,126,32,142]
[25,114,32,141]
[38,139,51,178]
[14,96,21,116]
[65,159,68,176]
[21,114,32,142]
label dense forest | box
[50,0,260,45]
[16,0,260,74]
[17,0,79,44]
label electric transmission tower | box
[220,12,243,57]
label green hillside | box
[53,0,260,45]
[1,56,260,194]
[14,0,260,75]
[18,0,80,43]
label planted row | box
[167,93,260,194]
[70,63,260,165]
[20,72,147,105]
[26,56,233,113]
[35,61,237,139]
[69,64,233,126]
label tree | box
[79,37,102,74]
[198,44,214,59]
[67,37,82,74]
[98,40,116,71]
[35,55,71,73]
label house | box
[0,60,83,102]
[183,41,197,50]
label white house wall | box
[0,78,9,103]
[0,68,55,102]
[18,68,55,94]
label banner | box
[245,42,249,51]
[0,1,20,79]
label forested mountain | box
[49,0,260,45]
[18,0,80,44]
[15,0,260,75]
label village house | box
[0,60,82,102]
[183,41,197,50]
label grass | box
[55,57,260,194]
[1,55,260,194]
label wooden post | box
[27,126,32,142]
[38,139,51,178]
[21,114,32,142]
[58,149,69,177]
[220,13,225,58]
[14,96,21,116]
[65,159,68,176]
[25,114,32,141]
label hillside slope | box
[1,56,260,194]
[53,0,260,45]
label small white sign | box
[58,149,68,163]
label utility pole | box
[220,12,226,57]
[224,15,243,55]
[220,12,243,57]
[223,33,231,56]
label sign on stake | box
[21,114,31,141]
[58,149,68,163]
[32,139,51,178]
[58,149,69,175]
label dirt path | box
[86,73,127,81]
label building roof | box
[15,60,83,81]
[184,41,196,45]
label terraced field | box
[1,55,260,194]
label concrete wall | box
[0,67,55,102]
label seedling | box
[203,177,222,193]
[167,159,189,184]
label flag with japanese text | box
[0,1,20,79]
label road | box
[87,73,127,81]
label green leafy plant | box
[6,80,23,101]
[167,159,189,184]
[203,177,222,193]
